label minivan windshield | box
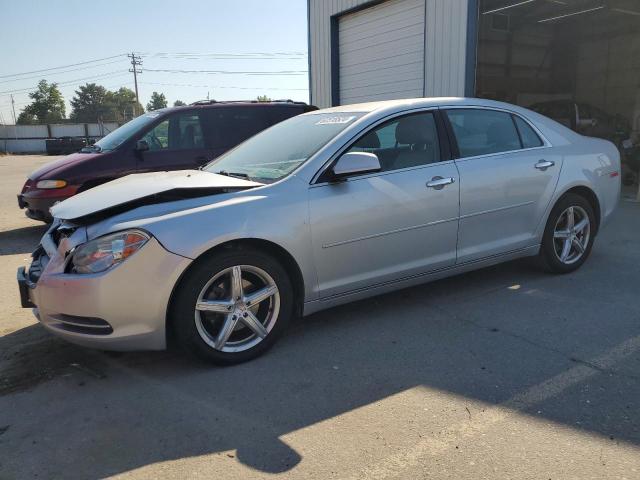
[204,112,364,182]
[86,112,164,152]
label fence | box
[0,122,120,153]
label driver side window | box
[346,111,441,172]
[142,113,204,151]
[143,119,169,151]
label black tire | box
[538,193,596,274]
[170,247,294,365]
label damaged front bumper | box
[16,222,192,351]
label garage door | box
[338,0,425,105]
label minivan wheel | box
[538,193,596,274]
[171,248,294,365]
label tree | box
[69,85,143,123]
[256,95,271,102]
[173,100,187,107]
[110,87,144,121]
[70,83,113,122]
[17,80,65,124]
[147,92,167,111]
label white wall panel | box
[50,124,84,137]
[309,0,470,108]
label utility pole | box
[128,52,143,116]
[10,94,17,124]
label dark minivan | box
[18,100,317,222]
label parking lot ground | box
[1,155,639,479]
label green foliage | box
[70,84,144,122]
[256,95,271,102]
[147,92,168,111]
[110,87,145,121]
[17,80,66,124]
[173,100,187,107]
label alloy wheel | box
[552,205,591,265]
[194,265,280,353]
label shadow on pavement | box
[0,204,639,478]
[0,224,46,256]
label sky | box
[0,0,309,124]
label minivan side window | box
[202,108,271,150]
[345,111,441,172]
[446,109,521,158]
[142,113,204,151]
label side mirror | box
[332,152,381,179]
[135,139,149,152]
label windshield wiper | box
[216,170,250,179]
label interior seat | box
[392,116,438,169]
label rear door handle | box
[426,176,455,190]
[535,160,555,171]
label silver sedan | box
[18,98,621,364]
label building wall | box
[308,0,470,108]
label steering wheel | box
[146,134,163,150]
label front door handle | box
[426,176,455,190]
[535,160,555,171]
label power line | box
[144,68,307,76]
[138,51,306,58]
[0,59,126,85]
[0,54,126,79]
[140,81,307,91]
[0,71,129,95]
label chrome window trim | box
[442,105,553,162]
[310,107,444,186]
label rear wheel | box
[171,248,294,365]
[538,193,595,273]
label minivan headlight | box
[69,230,150,274]
[36,180,67,189]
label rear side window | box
[202,108,271,149]
[514,116,543,148]
[446,109,521,158]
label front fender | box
[141,179,318,301]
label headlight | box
[36,179,67,189]
[70,230,149,274]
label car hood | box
[28,152,103,180]
[50,169,264,222]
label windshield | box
[204,112,364,182]
[86,112,164,152]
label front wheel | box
[171,248,294,365]
[538,193,596,274]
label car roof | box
[316,97,536,114]
[150,101,316,115]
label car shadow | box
[0,224,47,255]
[1,253,639,478]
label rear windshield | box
[204,112,364,183]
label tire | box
[538,193,596,274]
[170,247,294,365]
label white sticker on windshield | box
[315,115,356,125]
[144,113,160,118]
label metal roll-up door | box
[338,0,425,105]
